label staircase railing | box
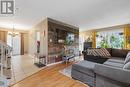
[0,40,12,87]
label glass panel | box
[12,35,21,55]
[7,32,21,55]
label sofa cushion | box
[111,49,130,58]
[103,61,124,68]
[94,64,130,85]
[124,51,130,64]
[107,57,125,64]
[85,55,108,64]
[123,62,130,70]
[72,60,96,77]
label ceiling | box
[0,0,130,31]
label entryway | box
[9,55,44,86]
[7,32,21,55]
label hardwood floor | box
[11,63,88,87]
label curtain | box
[92,31,97,48]
[124,25,130,49]
[21,33,24,55]
[0,30,7,43]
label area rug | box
[59,56,83,78]
[59,65,72,78]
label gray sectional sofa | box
[71,48,130,87]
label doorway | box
[7,32,21,55]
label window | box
[96,29,124,49]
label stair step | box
[8,56,11,58]
[7,58,11,69]
[0,41,12,80]
[3,68,12,79]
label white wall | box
[28,29,37,56]
[28,18,48,58]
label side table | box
[34,53,46,68]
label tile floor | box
[9,54,45,86]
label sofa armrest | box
[94,64,130,85]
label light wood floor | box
[11,63,88,87]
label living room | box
[0,0,130,87]
[76,24,130,87]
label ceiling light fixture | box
[8,24,19,37]
[8,8,19,37]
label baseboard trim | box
[28,54,62,66]
[47,61,62,66]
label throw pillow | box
[87,48,111,57]
[92,49,100,56]
[100,48,111,57]
[87,49,99,56]
[123,62,130,70]
[124,51,130,64]
[87,49,91,55]
[95,49,105,56]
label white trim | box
[47,61,62,66]
[28,54,63,66]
